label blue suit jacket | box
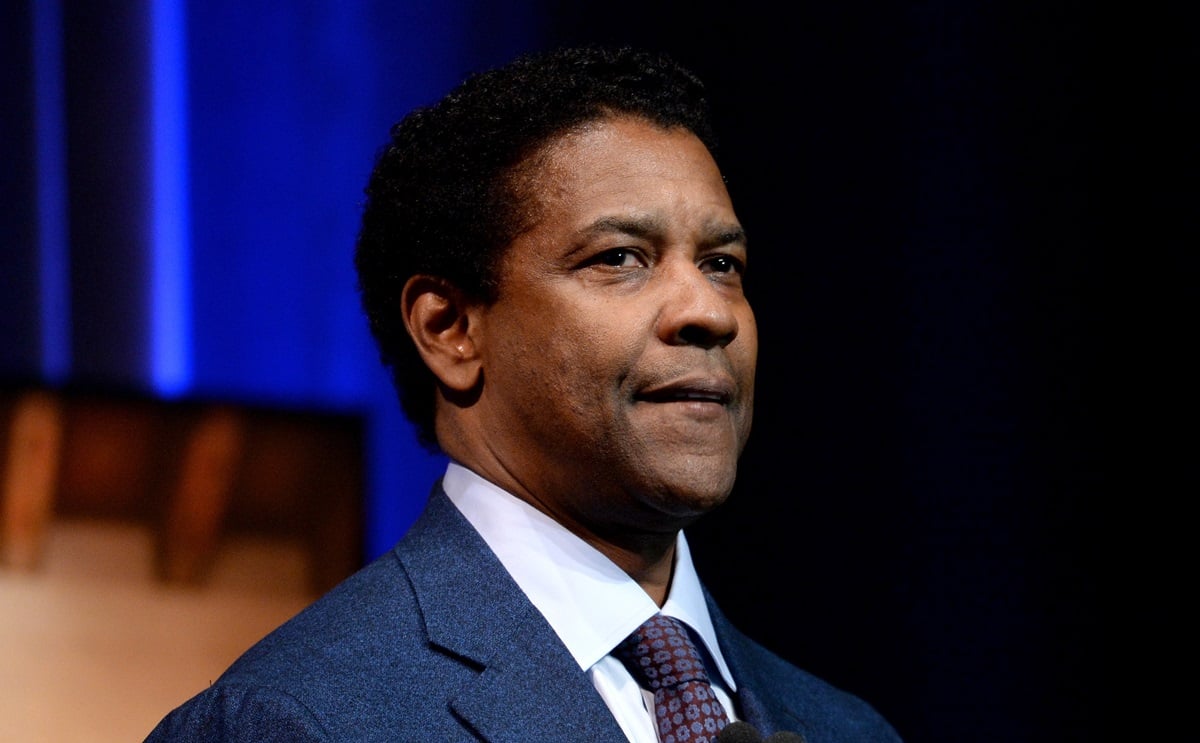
[146,486,902,742]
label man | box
[146,45,903,742]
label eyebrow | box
[579,215,747,249]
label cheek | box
[488,285,647,413]
[538,294,642,368]
[550,327,630,395]
[733,309,758,431]
[493,315,603,403]
[736,308,758,369]
[544,324,643,427]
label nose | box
[656,262,741,349]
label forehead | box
[515,115,732,223]
[544,115,717,174]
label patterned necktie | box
[612,613,731,743]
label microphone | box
[717,721,807,743]
[717,722,763,742]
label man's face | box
[471,115,757,536]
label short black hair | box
[354,45,720,452]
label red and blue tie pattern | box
[613,613,731,743]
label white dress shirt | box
[441,461,739,743]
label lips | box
[634,377,735,405]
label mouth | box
[634,378,735,406]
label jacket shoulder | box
[144,684,329,742]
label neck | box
[441,448,686,606]
[587,528,678,607]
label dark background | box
[538,3,1105,742]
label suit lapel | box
[706,592,808,736]
[395,486,627,743]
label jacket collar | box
[394,485,629,742]
[705,593,810,736]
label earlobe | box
[401,276,482,393]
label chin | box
[649,465,737,518]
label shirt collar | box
[442,461,737,692]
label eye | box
[701,254,745,275]
[591,248,643,268]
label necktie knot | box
[613,613,730,743]
[615,613,711,689]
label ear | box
[400,275,483,394]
